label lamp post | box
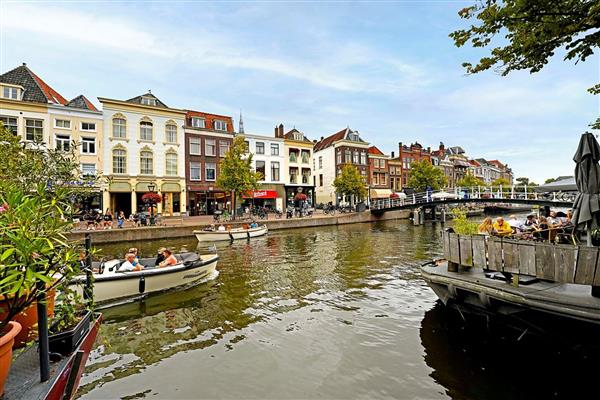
[147,183,156,225]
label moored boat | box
[70,252,219,307]
[193,224,268,242]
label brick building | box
[367,146,391,200]
[397,142,431,188]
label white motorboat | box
[193,224,268,242]
[70,252,219,307]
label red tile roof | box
[368,146,384,155]
[313,128,348,152]
[186,110,234,132]
[28,68,67,105]
[468,159,480,167]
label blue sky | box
[1,0,598,183]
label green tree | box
[407,160,448,191]
[515,177,538,186]
[545,177,558,184]
[450,0,600,94]
[216,136,261,218]
[333,165,367,205]
[491,177,510,187]
[457,174,486,187]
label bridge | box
[370,186,575,214]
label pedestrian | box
[117,210,125,228]
[103,208,114,229]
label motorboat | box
[70,252,219,307]
[193,224,268,242]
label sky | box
[1,0,598,183]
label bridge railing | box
[371,185,576,210]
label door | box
[162,193,173,216]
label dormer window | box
[351,134,359,141]
[294,133,303,141]
[3,87,19,100]
[214,120,227,131]
[141,96,156,106]
[191,117,205,128]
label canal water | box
[78,219,599,399]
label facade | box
[388,151,403,193]
[280,124,315,206]
[367,146,391,200]
[488,159,514,185]
[184,110,234,215]
[397,142,431,188]
[99,92,187,217]
[313,127,369,205]
[241,132,286,211]
[431,143,454,187]
[475,158,503,184]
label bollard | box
[441,208,446,223]
[413,209,420,225]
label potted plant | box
[0,125,99,392]
[48,287,93,355]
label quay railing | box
[441,231,599,290]
[371,185,576,211]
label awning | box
[370,188,393,198]
[243,190,278,199]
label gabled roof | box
[468,159,481,167]
[67,95,98,112]
[0,63,67,105]
[488,159,506,169]
[126,92,168,108]
[314,127,365,152]
[284,128,312,143]
[368,146,384,155]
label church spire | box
[238,109,245,134]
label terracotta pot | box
[0,321,22,396]
[0,289,56,348]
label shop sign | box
[244,190,278,199]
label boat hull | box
[71,254,218,306]
[194,225,268,242]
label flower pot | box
[48,310,92,356]
[0,289,56,348]
[0,321,22,396]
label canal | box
[78,219,599,399]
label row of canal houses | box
[0,64,513,216]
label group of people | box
[203,221,259,232]
[478,210,573,242]
[82,209,159,230]
[119,247,178,272]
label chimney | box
[391,151,395,158]
[278,123,284,138]
[398,142,403,156]
[427,146,431,153]
[22,62,27,67]
[320,136,324,141]
[274,126,278,137]
[439,142,445,151]
[313,139,317,144]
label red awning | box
[243,190,278,199]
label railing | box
[441,230,596,286]
[371,185,576,210]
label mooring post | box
[440,208,446,223]
[413,209,420,225]
[420,208,425,224]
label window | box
[302,170,310,184]
[353,151,359,164]
[271,143,279,156]
[290,168,298,183]
[294,133,303,141]
[113,149,126,174]
[244,141,250,153]
[81,163,96,176]
[205,139,216,156]
[191,117,205,128]
[319,156,323,169]
[374,159,379,168]
[214,120,227,131]
[256,142,265,154]
[141,97,156,106]
[380,160,386,169]
[345,149,351,163]
[0,116,17,135]
[271,162,280,181]
[166,124,177,143]
[80,122,96,132]
[219,141,229,157]
[190,162,201,180]
[256,161,266,180]
[301,151,309,164]
[289,151,297,162]
[337,150,342,164]
[81,137,96,154]
[361,169,366,177]
[140,151,153,175]
[166,153,178,176]
[189,136,201,155]
[55,134,70,151]
[25,119,43,141]
[205,162,216,181]
[113,117,126,138]
[360,152,366,165]
[140,121,153,141]
[3,87,18,100]
[55,119,71,129]
[373,174,379,185]
[319,174,323,187]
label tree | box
[515,177,538,186]
[216,136,261,218]
[491,177,510,187]
[407,160,448,191]
[450,0,600,94]
[456,174,486,187]
[333,165,367,204]
[545,177,558,184]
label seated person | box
[159,248,178,267]
[250,221,258,228]
[242,223,250,230]
[154,247,166,266]
[507,215,524,233]
[534,216,550,241]
[492,217,513,236]
[128,247,140,267]
[217,224,226,231]
[478,217,493,235]
[547,211,562,227]
[120,253,143,271]
[524,214,537,228]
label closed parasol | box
[571,132,600,246]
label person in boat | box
[492,217,512,236]
[242,222,250,230]
[155,247,166,266]
[159,248,178,267]
[121,253,143,271]
[128,247,140,268]
[477,217,493,235]
[218,224,226,231]
[250,221,258,228]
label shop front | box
[108,181,133,216]
[161,182,182,216]
[188,190,230,216]
[242,189,283,211]
[285,186,315,207]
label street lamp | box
[147,183,156,225]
